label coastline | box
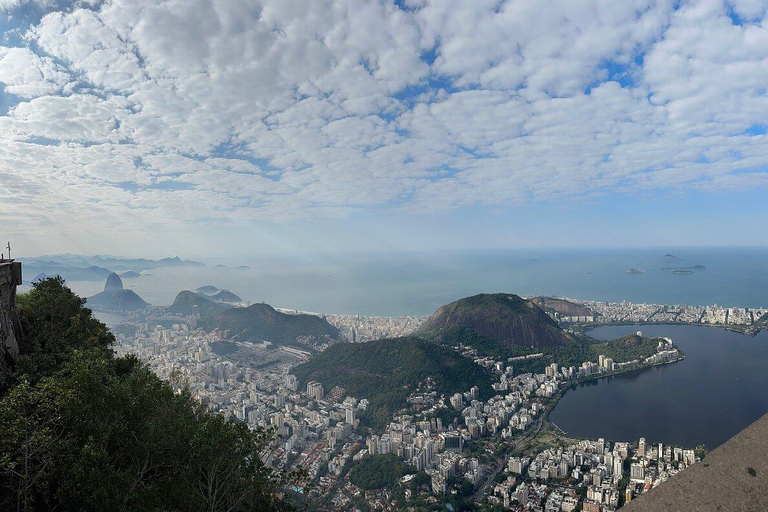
[573,320,765,337]
[544,353,686,437]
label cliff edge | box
[0,261,22,386]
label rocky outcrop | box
[87,272,148,311]
[416,293,574,349]
[104,272,124,292]
[0,261,22,386]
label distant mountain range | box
[20,254,203,283]
[206,290,242,303]
[193,287,243,303]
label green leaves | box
[1,277,300,511]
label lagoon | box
[549,324,768,450]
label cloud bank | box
[1,0,767,246]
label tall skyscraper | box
[345,407,356,425]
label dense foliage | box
[167,290,230,318]
[1,277,299,512]
[205,303,339,348]
[428,325,663,375]
[589,334,661,363]
[416,293,573,350]
[291,337,495,429]
[348,454,413,490]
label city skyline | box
[2,0,768,257]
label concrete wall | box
[0,261,22,386]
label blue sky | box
[1,0,768,258]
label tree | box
[0,278,302,511]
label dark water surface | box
[549,324,768,450]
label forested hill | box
[416,293,574,354]
[291,336,494,429]
[0,277,299,511]
[205,303,340,348]
[168,290,231,318]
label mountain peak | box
[104,272,124,292]
[416,293,572,352]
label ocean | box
[61,247,768,316]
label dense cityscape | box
[105,294,715,511]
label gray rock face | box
[0,262,22,387]
[104,272,124,292]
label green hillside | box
[206,303,339,348]
[291,337,494,429]
[482,333,665,375]
[416,293,574,355]
[349,454,414,490]
[167,290,231,318]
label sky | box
[1,0,768,258]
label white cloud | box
[0,0,767,245]
[0,47,70,98]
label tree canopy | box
[0,277,300,511]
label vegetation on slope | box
[349,454,414,490]
[589,334,661,363]
[529,296,594,318]
[414,294,665,375]
[206,303,339,348]
[1,277,299,511]
[208,290,243,303]
[439,328,664,376]
[416,293,573,350]
[167,290,230,318]
[291,337,494,429]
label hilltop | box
[206,303,339,349]
[291,336,494,428]
[87,273,148,311]
[208,290,242,303]
[167,290,231,318]
[416,293,574,357]
[529,296,595,318]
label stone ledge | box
[624,411,768,512]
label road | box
[470,414,548,502]
[470,390,567,503]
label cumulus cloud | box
[0,0,767,241]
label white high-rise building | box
[345,407,356,425]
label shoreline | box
[574,320,765,337]
[543,354,686,440]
